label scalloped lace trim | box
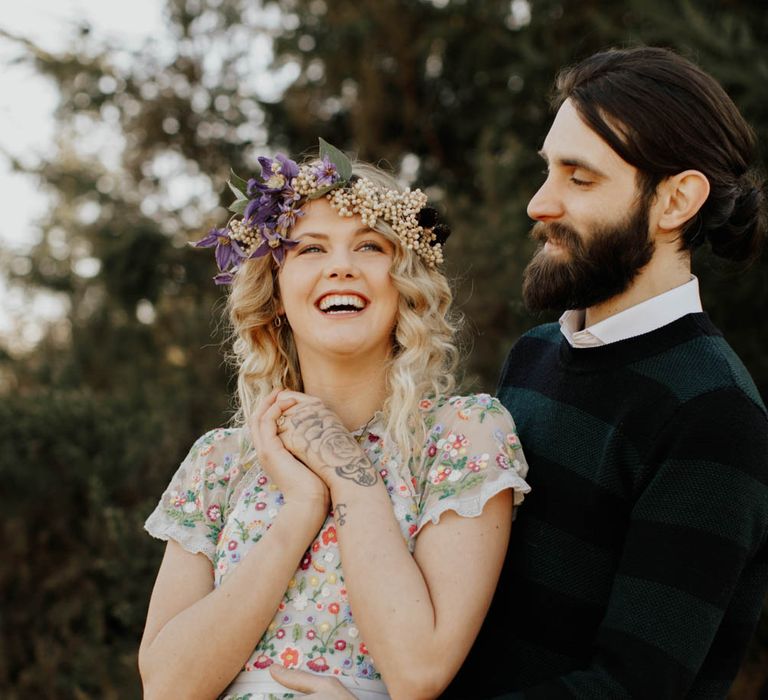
[415,471,531,536]
[144,508,216,564]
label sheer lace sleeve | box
[144,428,242,563]
[415,394,530,534]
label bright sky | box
[0,0,167,346]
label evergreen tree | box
[1,1,766,696]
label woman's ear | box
[656,170,711,232]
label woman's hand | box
[275,391,379,489]
[270,665,357,698]
[250,389,330,514]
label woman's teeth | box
[318,294,366,313]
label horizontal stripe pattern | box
[445,315,768,699]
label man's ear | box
[656,170,711,232]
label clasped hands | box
[251,389,378,509]
[249,390,366,699]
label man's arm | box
[494,387,768,699]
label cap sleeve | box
[144,428,241,563]
[415,394,530,534]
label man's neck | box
[585,247,692,327]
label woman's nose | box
[325,250,359,279]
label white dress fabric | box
[145,393,530,699]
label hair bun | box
[705,179,765,263]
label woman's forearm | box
[139,503,325,700]
[329,479,447,699]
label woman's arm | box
[139,392,330,700]
[278,394,514,700]
[332,480,511,699]
[139,502,326,699]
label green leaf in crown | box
[319,137,352,181]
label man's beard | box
[522,198,655,312]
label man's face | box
[522,99,656,311]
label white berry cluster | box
[228,219,261,256]
[292,165,445,267]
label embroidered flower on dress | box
[308,656,330,673]
[253,654,273,669]
[280,647,301,668]
[321,526,338,545]
[150,397,529,685]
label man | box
[446,46,768,698]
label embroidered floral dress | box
[145,394,530,699]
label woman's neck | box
[298,353,389,431]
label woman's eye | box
[570,176,593,187]
[358,241,384,252]
[298,244,323,254]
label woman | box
[139,141,529,700]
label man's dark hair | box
[554,46,765,263]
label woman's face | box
[277,198,400,366]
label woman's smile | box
[278,198,399,363]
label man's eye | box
[570,176,592,187]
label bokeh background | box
[1,0,767,697]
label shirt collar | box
[559,276,702,348]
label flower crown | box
[193,139,450,284]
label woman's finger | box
[269,664,349,694]
[251,388,281,426]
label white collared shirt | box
[559,276,703,348]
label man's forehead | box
[540,99,632,175]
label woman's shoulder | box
[182,427,250,476]
[189,427,245,454]
[418,393,513,427]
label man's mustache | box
[530,221,584,253]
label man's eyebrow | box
[537,150,608,179]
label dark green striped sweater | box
[446,313,768,699]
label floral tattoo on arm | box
[284,403,378,487]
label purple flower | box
[276,202,304,232]
[252,154,300,193]
[244,194,280,226]
[193,228,245,272]
[249,228,299,266]
[192,227,226,249]
[313,156,339,187]
[356,662,375,678]
[213,271,235,285]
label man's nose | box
[527,178,564,221]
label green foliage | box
[1,0,767,696]
[0,390,224,697]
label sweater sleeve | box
[495,387,768,699]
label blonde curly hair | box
[226,161,460,464]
